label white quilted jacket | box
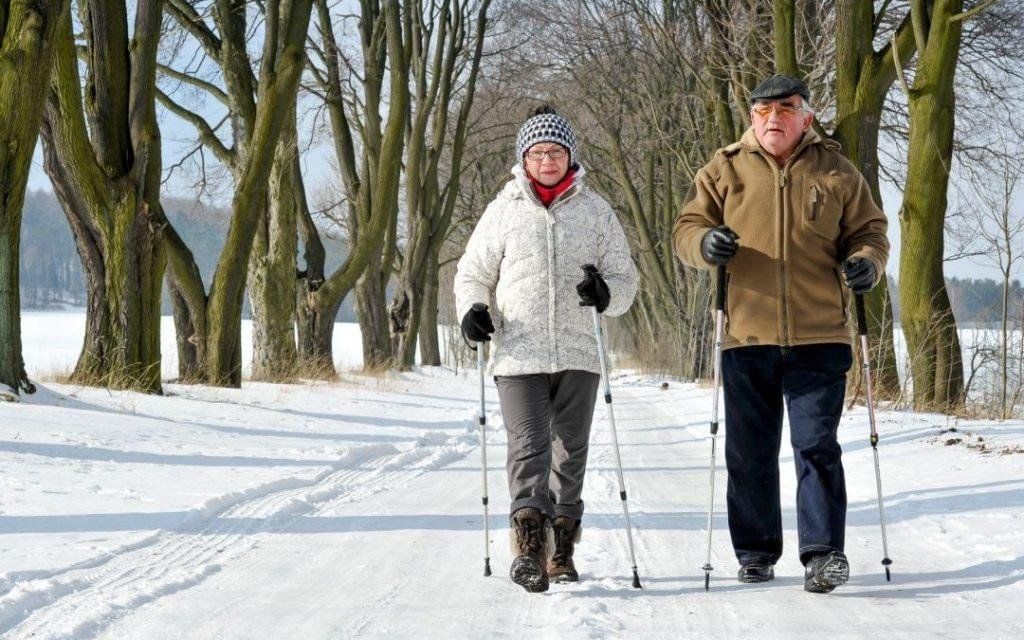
[454,164,638,376]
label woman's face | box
[524,143,570,186]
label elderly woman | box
[454,106,638,592]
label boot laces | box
[551,525,573,565]
[516,517,544,554]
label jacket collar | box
[737,126,829,159]
[508,163,587,207]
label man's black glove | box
[461,302,495,342]
[701,225,740,265]
[577,265,610,313]
[842,256,877,294]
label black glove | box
[461,303,495,342]
[701,225,740,265]
[577,265,611,313]
[842,256,876,295]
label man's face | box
[750,95,814,162]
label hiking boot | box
[509,508,550,593]
[737,563,775,583]
[804,550,849,593]
[548,516,581,583]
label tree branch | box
[156,87,235,164]
[158,63,230,105]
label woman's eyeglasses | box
[525,148,568,161]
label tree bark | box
[39,0,165,394]
[248,105,299,381]
[830,0,917,400]
[356,247,393,371]
[0,0,67,397]
[418,253,441,366]
[299,0,409,373]
[202,0,314,386]
[899,0,966,411]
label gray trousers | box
[494,370,601,522]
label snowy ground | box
[1,313,1023,638]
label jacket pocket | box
[803,177,841,241]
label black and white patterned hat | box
[516,106,578,163]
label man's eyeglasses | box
[525,148,568,161]
[751,102,807,118]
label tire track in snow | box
[0,430,476,639]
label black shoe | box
[737,564,775,583]
[804,551,849,593]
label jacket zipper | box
[760,138,816,347]
[778,172,789,345]
[809,185,819,221]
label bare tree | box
[159,0,315,386]
[897,0,1001,411]
[0,0,68,399]
[298,0,410,372]
[40,0,166,393]
[388,0,492,370]
[959,138,1024,418]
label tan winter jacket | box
[673,127,889,350]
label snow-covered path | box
[2,368,1023,639]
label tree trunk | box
[164,217,208,381]
[899,0,965,411]
[830,0,916,401]
[247,109,299,381]
[203,0,315,386]
[0,0,66,397]
[418,254,441,366]
[296,288,341,376]
[169,281,203,382]
[39,1,165,393]
[356,252,393,371]
[1001,270,1009,418]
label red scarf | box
[529,168,577,208]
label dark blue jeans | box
[722,343,852,567]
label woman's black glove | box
[461,302,495,342]
[577,264,610,313]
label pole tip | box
[704,573,710,591]
[484,559,491,577]
[632,569,642,589]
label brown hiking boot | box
[509,507,550,593]
[548,516,580,583]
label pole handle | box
[855,294,868,337]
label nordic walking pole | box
[472,302,493,577]
[855,294,893,581]
[583,265,642,589]
[702,264,726,591]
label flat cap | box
[749,74,810,104]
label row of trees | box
[1,0,491,397]
[1,1,1022,418]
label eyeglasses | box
[525,147,568,161]
[750,102,807,118]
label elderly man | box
[673,74,889,593]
